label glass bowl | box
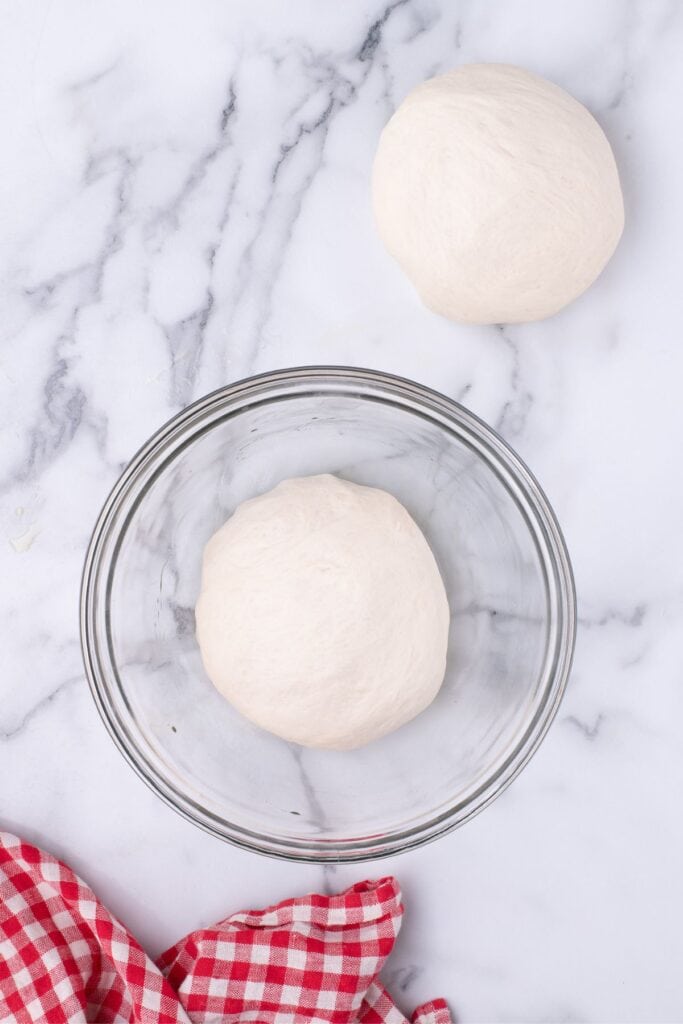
[80,367,575,862]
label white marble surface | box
[1,1,682,1020]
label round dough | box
[195,474,450,750]
[372,63,624,324]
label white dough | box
[195,475,450,750]
[372,63,624,324]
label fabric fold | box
[0,832,451,1024]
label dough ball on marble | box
[195,474,450,750]
[372,63,624,324]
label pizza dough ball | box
[195,474,450,750]
[372,63,624,324]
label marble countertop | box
[2,1,682,1020]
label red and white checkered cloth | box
[0,832,451,1024]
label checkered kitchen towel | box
[0,832,451,1023]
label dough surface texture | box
[372,63,624,324]
[195,474,450,750]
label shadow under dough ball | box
[372,63,624,325]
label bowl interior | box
[87,374,570,859]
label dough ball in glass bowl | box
[195,474,450,750]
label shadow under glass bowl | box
[80,367,575,862]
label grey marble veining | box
[1,1,683,1021]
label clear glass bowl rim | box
[80,366,577,862]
